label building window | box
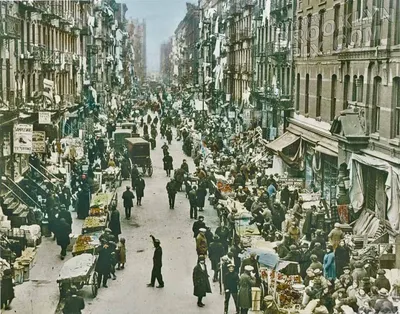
[318,10,325,52]
[352,75,357,101]
[344,0,353,47]
[305,73,310,114]
[333,5,340,51]
[307,14,311,56]
[372,0,382,47]
[298,17,303,55]
[357,76,364,102]
[316,74,322,117]
[372,76,382,133]
[296,73,300,111]
[343,75,350,109]
[356,0,362,19]
[331,74,337,120]
[392,77,400,138]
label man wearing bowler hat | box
[147,235,164,288]
[122,186,135,219]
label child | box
[116,238,126,270]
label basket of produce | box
[82,216,107,234]
[72,233,101,256]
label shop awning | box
[265,132,300,154]
[315,145,337,157]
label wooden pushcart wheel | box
[148,165,153,177]
[91,272,98,298]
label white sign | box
[32,131,46,153]
[39,111,51,124]
[13,124,33,154]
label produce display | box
[217,181,232,193]
[270,271,303,308]
[89,206,104,217]
[82,217,107,233]
[72,233,101,256]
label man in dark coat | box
[58,205,72,230]
[192,216,206,238]
[180,159,189,173]
[122,186,135,219]
[77,177,90,219]
[196,184,207,211]
[96,243,113,288]
[335,240,351,277]
[147,235,164,288]
[310,230,326,250]
[62,288,85,314]
[108,205,121,241]
[162,152,173,177]
[215,223,230,254]
[282,245,302,276]
[240,253,260,285]
[1,269,14,310]
[302,206,314,241]
[193,255,212,307]
[224,264,239,314]
[374,269,391,291]
[131,164,140,190]
[56,218,71,260]
[310,242,325,264]
[135,175,145,206]
[188,186,198,219]
[208,236,224,282]
[165,128,173,144]
[280,185,290,207]
[166,178,177,209]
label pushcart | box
[57,253,98,298]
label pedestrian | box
[180,159,189,173]
[122,186,135,219]
[208,235,224,282]
[224,264,239,314]
[166,178,177,209]
[192,215,206,238]
[188,186,198,219]
[131,164,140,190]
[56,218,71,260]
[196,228,208,257]
[147,235,164,288]
[116,237,126,270]
[162,152,173,177]
[192,255,212,307]
[135,175,145,206]
[161,142,169,157]
[323,245,336,282]
[62,288,85,314]
[1,269,14,310]
[96,243,113,288]
[196,183,207,212]
[58,204,72,230]
[108,204,121,241]
[238,265,256,314]
[166,127,173,144]
[335,240,350,277]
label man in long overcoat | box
[96,243,113,288]
[131,164,140,190]
[56,218,71,260]
[135,175,145,206]
[122,186,135,219]
[196,228,208,257]
[108,205,121,241]
[162,152,173,177]
[166,178,177,209]
[238,265,256,314]
[193,255,211,307]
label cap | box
[377,269,386,275]
[313,269,322,275]
[199,228,206,232]
[343,266,350,271]
[334,223,340,228]
[264,295,274,301]
[198,215,204,219]
[379,288,389,297]
[154,239,160,244]
[126,186,130,189]
[244,265,254,271]
[227,264,235,268]
[198,255,205,261]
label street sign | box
[13,124,33,154]
[39,111,51,124]
[32,131,46,153]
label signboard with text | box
[32,131,46,153]
[39,111,51,124]
[13,124,33,154]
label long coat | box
[335,245,350,277]
[196,233,208,256]
[108,210,121,236]
[323,251,336,280]
[238,273,255,309]
[56,220,71,248]
[96,246,112,274]
[193,264,212,297]
[135,178,145,198]
[122,190,135,208]
[163,155,173,171]
[196,187,207,208]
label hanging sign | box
[13,124,33,154]
[32,131,46,153]
[39,111,51,124]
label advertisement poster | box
[13,124,33,154]
[39,111,51,124]
[32,131,46,153]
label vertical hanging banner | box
[32,131,46,153]
[13,124,33,154]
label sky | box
[125,0,193,73]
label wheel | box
[148,165,153,177]
[91,272,98,298]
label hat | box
[379,288,389,297]
[198,216,204,219]
[334,223,340,228]
[343,266,350,272]
[198,255,206,261]
[105,228,112,233]
[227,264,235,268]
[314,242,321,247]
[313,269,322,275]
[377,269,386,275]
[126,186,130,189]
[154,239,160,244]
[264,295,274,301]
[244,265,254,272]
[199,228,206,232]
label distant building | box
[160,38,173,84]
[127,19,147,82]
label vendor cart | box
[57,253,98,298]
[82,216,107,234]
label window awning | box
[315,145,337,157]
[265,132,300,154]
